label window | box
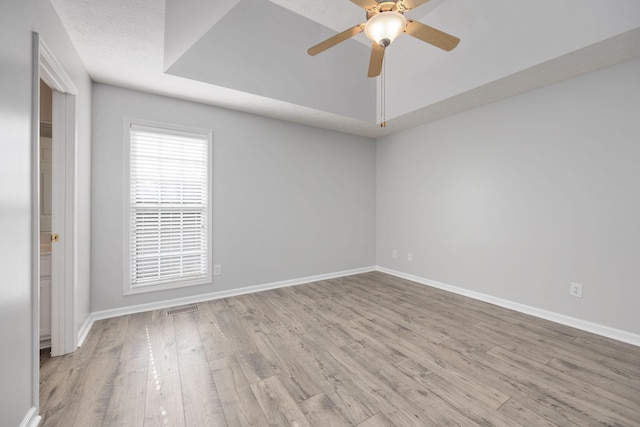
[125,120,212,294]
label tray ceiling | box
[51,0,640,137]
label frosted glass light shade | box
[364,11,407,46]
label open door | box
[49,89,76,356]
[35,35,78,358]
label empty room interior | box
[2,0,640,426]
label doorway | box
[34,34,78,360]
[39,79,53,350]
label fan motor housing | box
[366,1,404,20]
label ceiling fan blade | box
[401,0,431,10]
[368,42,385,78]
[307,24,365,56]
[350,0,379,10]
[404,20,460,51]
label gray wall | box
[377,58,640,335]
[0,0,92,425]
[91,84,376,312]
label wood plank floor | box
[40,272,640,426]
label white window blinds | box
[129,123,210,289]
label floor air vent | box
[166,304,199,316]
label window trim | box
[123,118,213,296]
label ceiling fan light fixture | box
[364,11,407,47]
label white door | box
[49,90,76,357]
[40,134,52,347]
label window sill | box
[124,275,211,296]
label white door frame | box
[32,33,79,368]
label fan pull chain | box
[380,56,386,128]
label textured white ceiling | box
[50,0,640,137]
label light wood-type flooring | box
[40,272,640,426]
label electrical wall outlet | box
[407,252,413,261]
[392,249,397,258]
[569,282,583,298]
[214,264,221,276]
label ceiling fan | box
[307,0,460,78]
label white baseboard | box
[89,266,377,323]
[20,407,41,427]
[77,314,94,347]
[80,264,640,348]
[376,266,640,347]
[39,336,51,350]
